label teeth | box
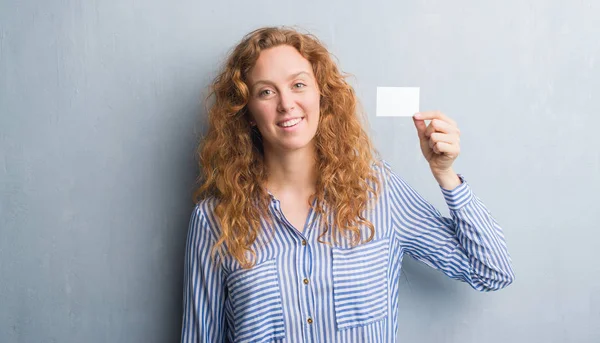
[279,118,302,127]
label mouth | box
[277,117,304,128]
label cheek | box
[301,91,320,112]
[248,101,274,122]
[308,93,321,114]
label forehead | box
[248,45,314,81]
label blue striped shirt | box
[181,161,514,342]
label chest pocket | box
[331,237,390,330]
[226,258,286,343]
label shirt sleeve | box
[385,162,515,291]
[181,204,228,342]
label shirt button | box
[303,278,309,285]
[301,240,307,246]
[307,317,313,324]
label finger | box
[429,132,459,146]
[432,142,444,154]
[433,141,460,156]
[425,119,460,138]
[429,135,458,151]
[414,110,457,127]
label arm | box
[386,163,515,291]
[181,204,227,342]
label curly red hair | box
[194,26,381,268]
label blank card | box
[376,87,420,117]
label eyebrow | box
[252,71,311,89]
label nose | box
[277,89,295,113]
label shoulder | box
[370,158,396,183]
[370,159,416,197]
[192,196,219,217]
[189,197,222,242]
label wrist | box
[432,168,461,190]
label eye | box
[259,89,274,97]
[293,82,306,89]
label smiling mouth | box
[277,117,303,128]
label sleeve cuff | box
[440,174,473,211]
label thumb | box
[412,115,427,140]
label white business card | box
[376,87,420,117]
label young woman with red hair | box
[181,26,514,343]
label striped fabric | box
[181,161,514,342]
[227,259,286,342]
[331,237,389,330]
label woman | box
[181,26,514,343]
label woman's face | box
[246,45,321,155]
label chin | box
[268,137,316,153]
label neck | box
[263,145,317,197]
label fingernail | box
[413,113,422,119]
